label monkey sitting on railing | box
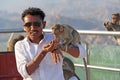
[7,35,24,51]
[51,24,81,51]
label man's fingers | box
[55,50,60,63]
[51,49,63,64]
[58,50,64,58]
[51,53,57,64]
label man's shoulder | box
[110,23,120,30]
[15,37,26,45]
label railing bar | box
[43,29,120,36]
[1,29,120,36]
[74,64,120,72]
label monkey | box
[7,34,24,51]
[63,69,80,80]
[62,57,75,73]
[51,24,81,51]
[62,57,80,80]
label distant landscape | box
[0,12,102,30]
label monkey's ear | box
[60,26,64,32]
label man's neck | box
[29,34,44,44]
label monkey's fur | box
[63,57,80,80]
[63,69,80,80]
[7,35,24,51]
[52,24,81,51]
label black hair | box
[21,7,45,21]
[112,13,119,17]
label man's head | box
[22,7,46,43]
[22,7,45,21]
[111,13,119,24]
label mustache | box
[30,30,39,33]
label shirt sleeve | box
[15,41,30,78]
[76,43,87,58]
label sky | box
[0,0,62,13]
[0,0,120,14]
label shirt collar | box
[24,33,46,45]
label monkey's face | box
[52,24,61,35]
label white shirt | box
[15,33,86,80]
[69,76,78,80]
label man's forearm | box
[67,46,79,58]
[26,50,47,75]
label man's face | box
[112,15,118,24]
[23,15,45,42]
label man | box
[104,13,120,31]
[15,7,86,80]
[104,13,120,45]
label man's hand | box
[43,40,63,64]
[51,48,63,64]
[104,21,110,29]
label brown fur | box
[52,24,81,51]
[7,35,24,51]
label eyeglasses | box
[24,22,42,28]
